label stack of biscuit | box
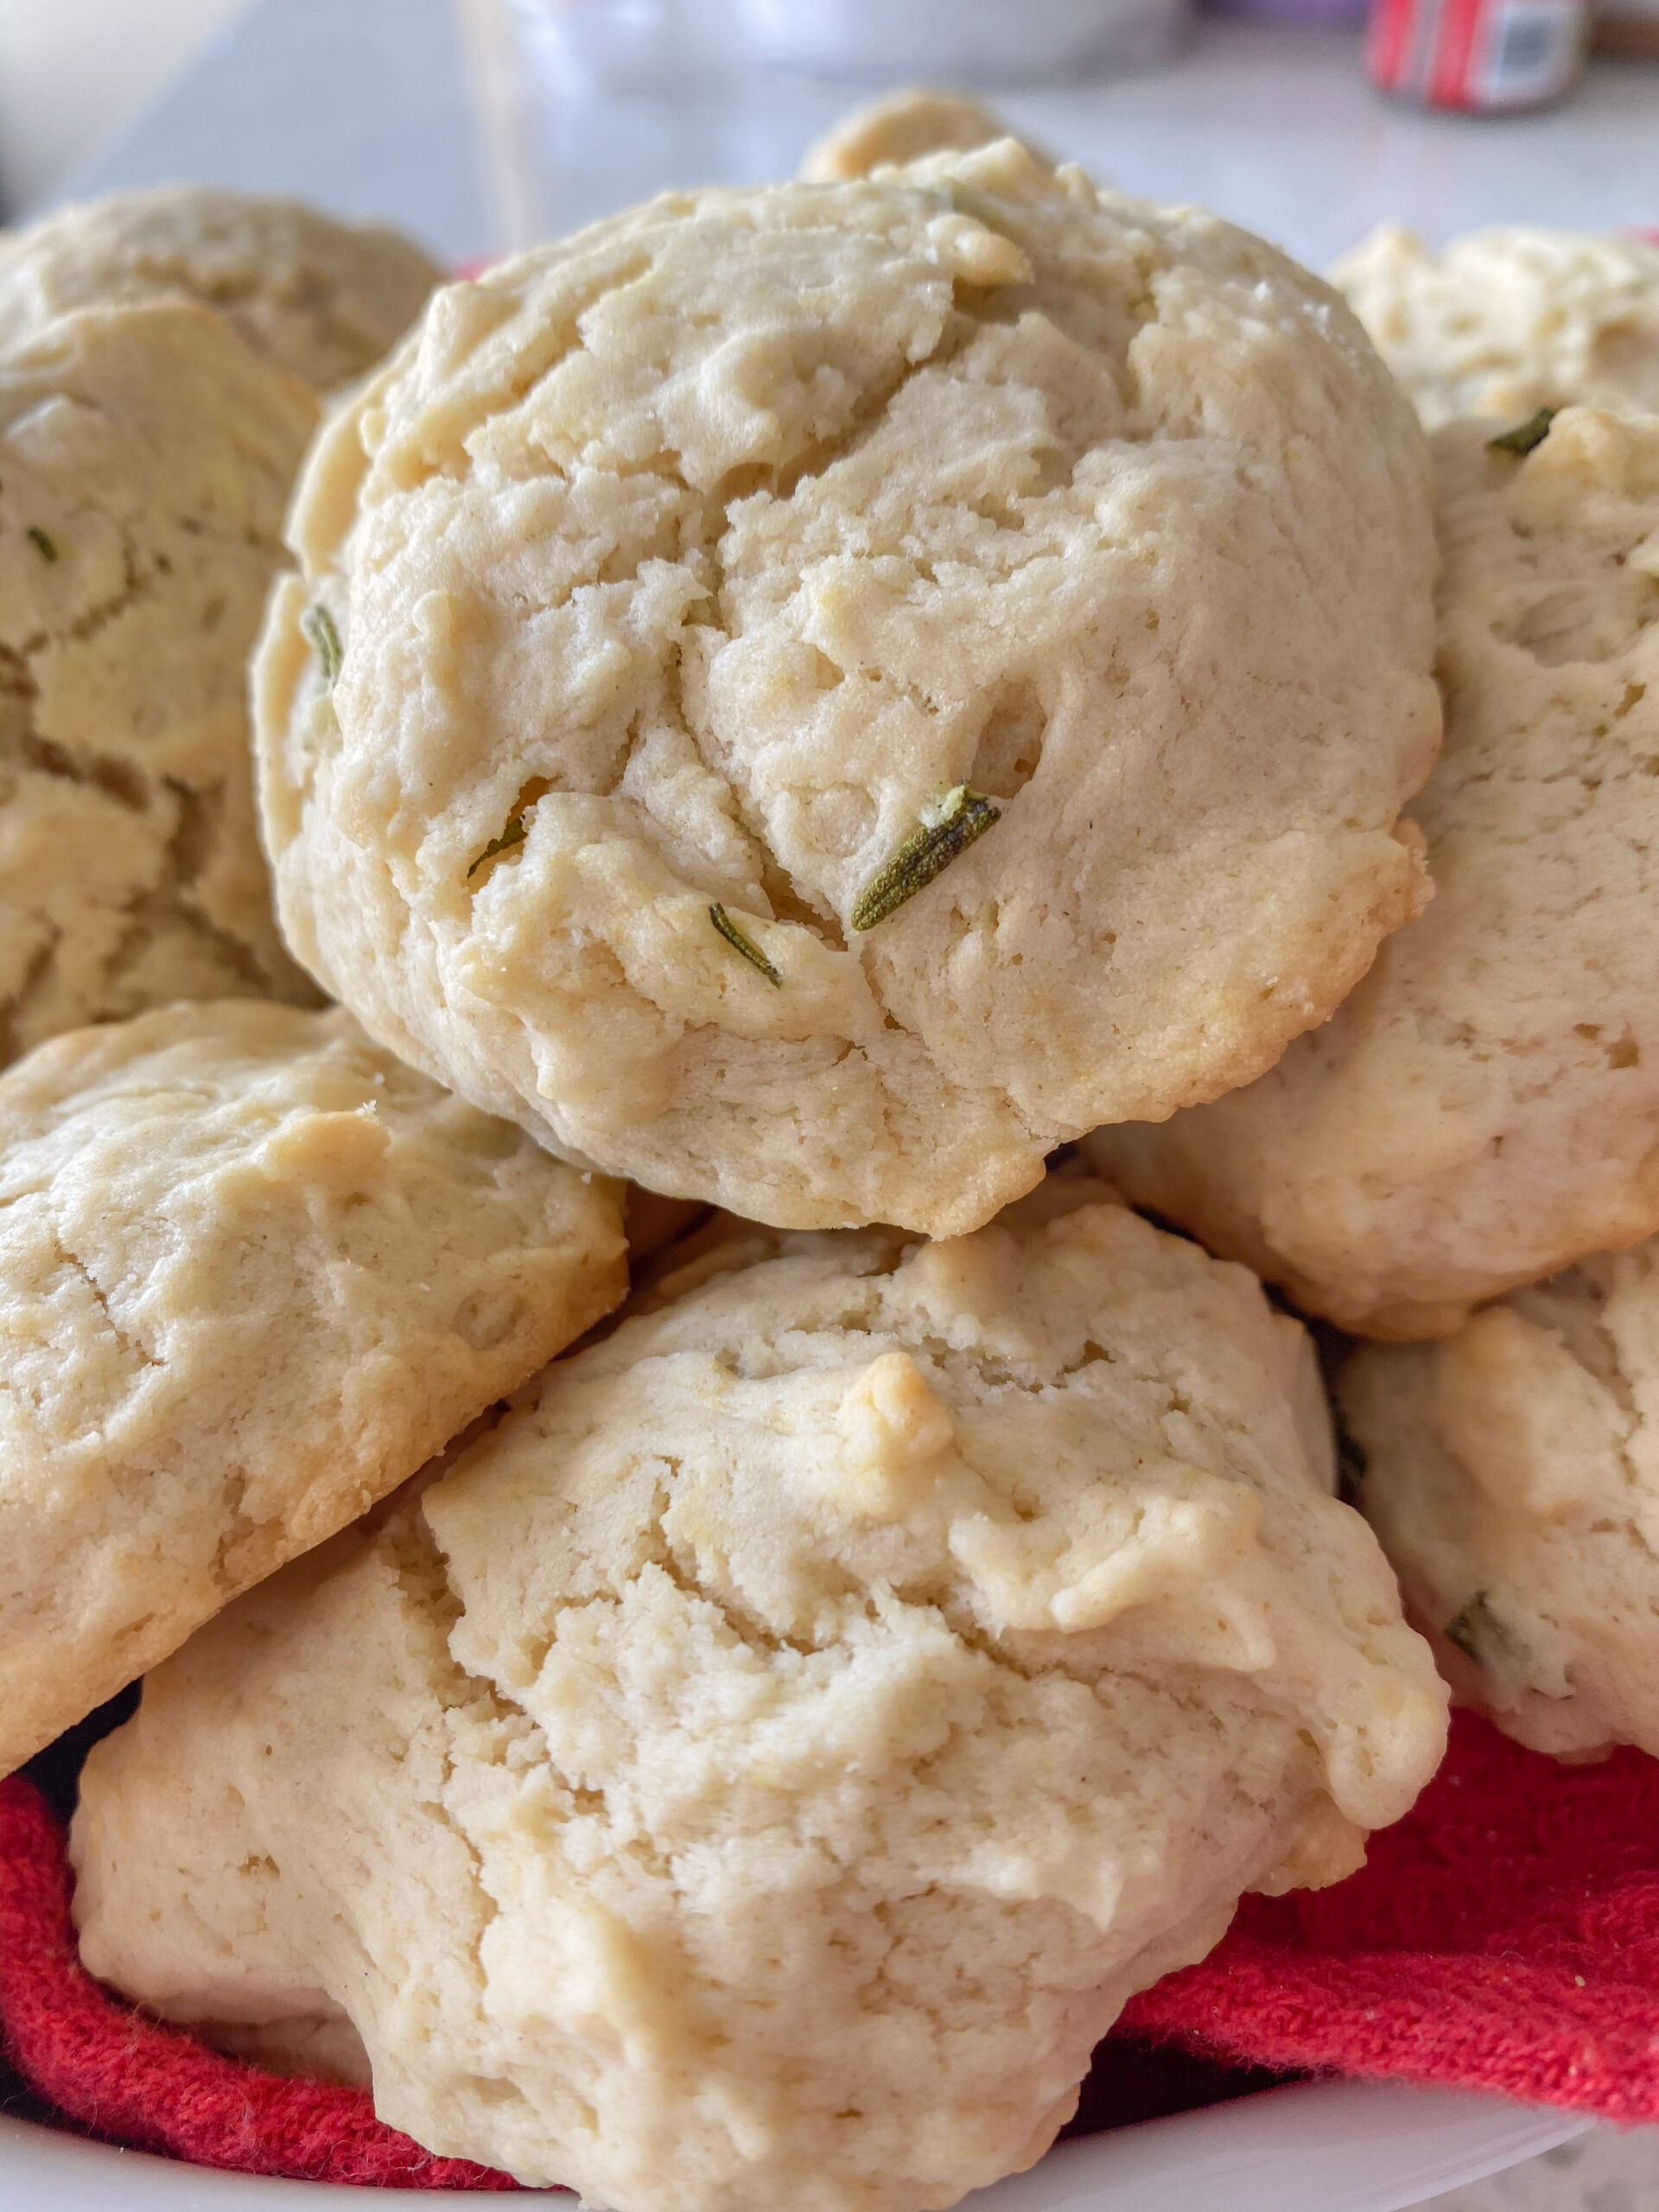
[2,102,1655,2212]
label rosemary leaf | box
[1487,407,1557,457]
[467,779,552,884]
[467,817,529,880]
[26,525,58,563]
[1444,1590,1526,1669]
[709,903,783,987]
[851,785,1001,932]
[301,601,343,686]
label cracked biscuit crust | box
[1332,223,1659,429]
[1089,409,1659,1338]
[0,186,443,392]
[255,140,1439,1236]
[70,1194,1446,2212]
[1346,1237,1659,1759]
[0,297,324,1066]
[0,998,626,1778]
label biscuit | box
[254,141,1440,1237]
[70,1192,1445,2212]
[1332,222,1659,429]
[0,186,442,391]
[799,89,1043,181]
[1,297,324,1065]
[1088,406,1659,1338]
[1344,1235,1659,1759]
[0,997,626,1777]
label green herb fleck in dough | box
[466,779,551,885]
[1444,1591,1528,1670]
[301,602,343,687]
[467,817,529,880]
[26,526,58,563]
[709,904,783,987]
[156,554,173,576]
[1487,407,1557,458]
[850,785,1001,931]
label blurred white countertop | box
[56,0,1659,270]
[48,3,1659,2205]
[1421,2123,1659,2209]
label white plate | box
[0,2080,1586,2210]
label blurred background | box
[2,0,1654,262]
[0,0,245,213]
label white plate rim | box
[0,2075,1589,2210]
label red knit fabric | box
[5,1709,1659,2187]
[0,1776,518,2189]
[1121,1707,1659,2113]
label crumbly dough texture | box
[1346,1235,1659,1759]
[1,297,325,1065]
[1331,223,1659,429]
[0,998,626,1778]
[800,90,1042,181]
[0,186,442,391]
[1088,407,1659,1338]
[71,1193,1446,2212]
[255,140,1439,1236]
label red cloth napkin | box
[5,1708,1659,2188]
[0,1777,518,2189]
[1122,1706,1659,2115]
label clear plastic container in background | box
[456,0,1190,251]
[731,0,1189,78]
